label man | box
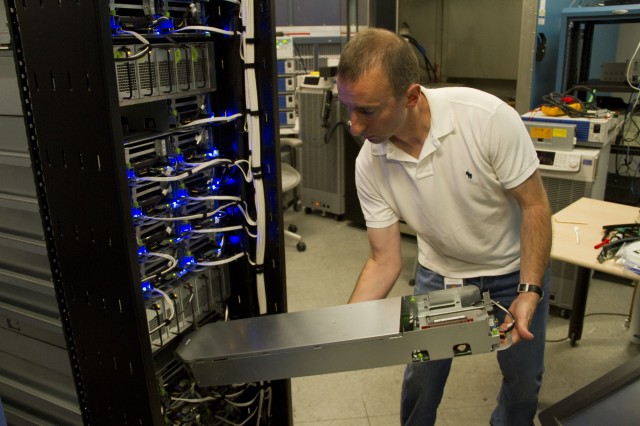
[336,28,551,425]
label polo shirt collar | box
[422,87,455,146]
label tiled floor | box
[283,208,640,425]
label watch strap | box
[517,283,544,301]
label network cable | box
[179,112,244,129]
[113,29,151,61]
[147,287,176,335]
[172,25,239,37]
[140,251,179,282]
[141,201,238,222]
[132,158,234,183]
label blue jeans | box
[400,266,550,426]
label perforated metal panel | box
[298,86,346,216]
[542,170,601,311]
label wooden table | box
[552,197,640,346]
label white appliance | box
[297,75,346,218]
[539,146,610,314]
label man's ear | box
[406,83,421,108]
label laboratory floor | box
[282,208,640,426]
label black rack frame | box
[5,0,290,423]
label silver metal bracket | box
[176,286,508,387]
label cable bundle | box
[541,85,599,118]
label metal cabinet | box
[1,0,290,424]
[397,0,539,113]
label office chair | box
[280,137,306,251]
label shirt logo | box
[465,170,473,180]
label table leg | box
[568,266,591,347]
[631,281,640,344]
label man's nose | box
[349,114,364,137]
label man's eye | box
[360,109,375,115]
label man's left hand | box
[500,293,540,345]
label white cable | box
[241,0,267,314]
[214,408,257,426]
[185,158,252,182]
[245,226,258,238]
[113,30,151,61]
[170,395,218,403]
[151,287,175,321]
[256,385,265,424]
[134,158,232,182]
[141,252,178,281]
[118,29,151,45]
[234,202,258,227]
[626,39,640,92]
[196,251,245,267]
[231,158,254,182]
[192,225,245,234]
[172,25,239,37]
[188,195,242,202]
[142,201,237,222]
[492,300,516,333]
[147,287,176,335]
[143,251,177,267]
[224,388,260,407]
[264,385,273,421]
[180,112,244,128]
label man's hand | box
[500,293,541,345]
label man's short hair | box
[337,28,420,99]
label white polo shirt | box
[355,87,539,278]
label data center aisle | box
[283,209,640,426]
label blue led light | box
[179,255,196,269]
[177,222,192,235]
[110,15,120,31]
[127,168,136,180]
[132,206,143,218]
[137,244,148,257]
[175,187,188,200]
[169,153,184,165]
[141,281,153,293]
[229,235,241,244]
[153,15,174,33]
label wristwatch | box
[517,283,544,302]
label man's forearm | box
[349,257,401,303]
[519,203,552,285]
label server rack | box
[3,0,290,424]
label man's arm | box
[507,169,552,344]
[349,222,403,303]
